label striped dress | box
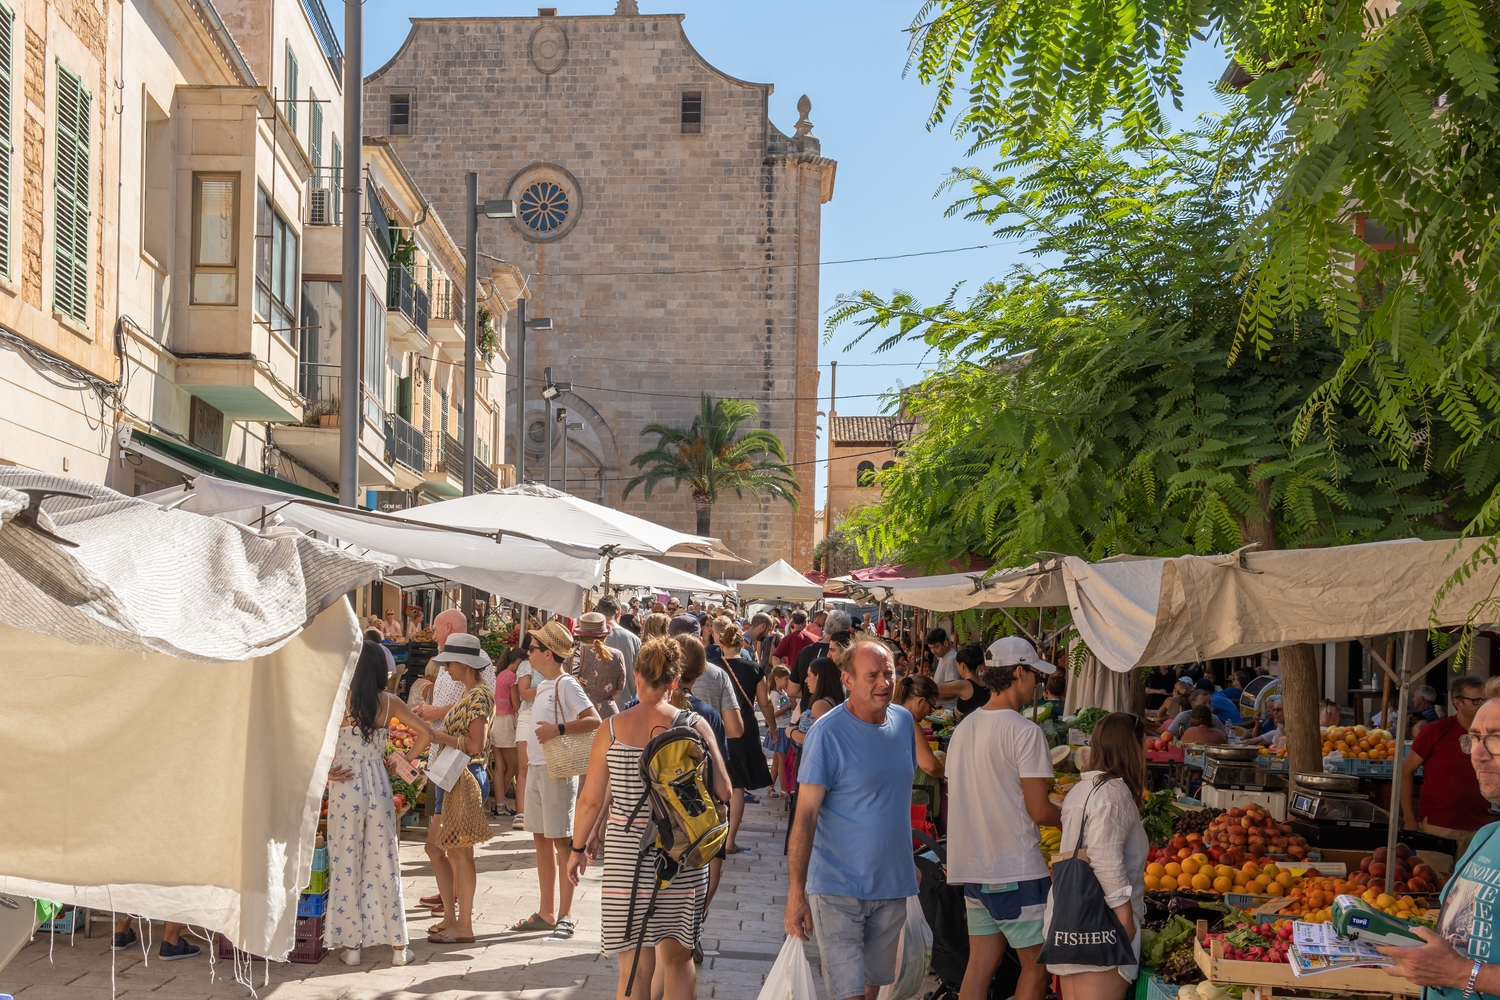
[599,724,709,955]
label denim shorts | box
[434,762,490,814]
[807,894,906,1000]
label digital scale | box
[1202,758,1286,789]
[1289,788,1389,827]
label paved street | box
[5,798,798,1000]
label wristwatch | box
[1464,960,1483,999]
[559,721,567,736]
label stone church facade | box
[364,4,835,574]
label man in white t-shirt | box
[945,636,1063,1000]
[927,627,960,707]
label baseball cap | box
[983,636,1057,674]
[668,613,701,636]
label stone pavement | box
[3,796,804,1000]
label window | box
[856,460,877,487]
[881,460,896,471]
[191,174,238,304]
[255,185,298,340]
[308,89,321,169]
[363,282,386,424]
[53,62,90,324]
[284,45,298,133]
[518,181,569,232]
[0,3,14,276]
[440,388,449,438]
[680,91,702,134]
[388,94,410,135]
[298,279,340,404]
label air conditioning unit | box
[308,187,332,226]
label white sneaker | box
[341,947,361,966]
[392,946,411,966]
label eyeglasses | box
[1460,734,1500,755]
[1454,695,1488,707]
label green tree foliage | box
[905,0,1500,538]
[623,394,799,574]
[828,132,1477,569]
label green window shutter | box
[285,46,297,132]
[309,90,321,169]
[53,62,90,324]
[0,3,14,276]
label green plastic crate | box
[304,869,327,894]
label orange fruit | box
[1242,862,1261,875]
[1216,865,1235,879]
[1213,876,1233,893]
[1192,873,1213,891]
[1277,872,1294,888]
[1146,863,1166,878]
[1144,874,1161,890]
[1266,881,1285,897]
[1159,875,1178,891]
[1165,862,1183,878]
[1233,871,1250,887]
[1181,859,1200,876]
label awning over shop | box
[735,559,825,600]
[1061,538,1500,671]
[126,427,335,501]
[0,469,382,962]
[834,562,1070,611]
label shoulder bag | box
[435,768,493,850]
[543,676,595,779]
[1036,779,1139,969]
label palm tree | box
[623,394,800,575]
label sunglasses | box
[830,630,853,645]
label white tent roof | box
[396,483,742,563]
[834,563,1070,611]
[0,470,379,961]
[608,555,736,597]
[735,559,824,600]
[1061,538,1499,672]
[145,476,604,615]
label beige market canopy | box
[0,470,380,962]
[833,562,1070,611]
[1061,538,1499,672]
[735,559,825,600]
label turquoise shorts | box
[963,878,1051,947]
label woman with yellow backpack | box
[567,638,731,999]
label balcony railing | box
[430,277,463,323]
[386,263,429,335]
[432,431,499,491]
[299,361,340,423]
[305,168,342,227]
[474,461,497,493]
[385,413,426,471]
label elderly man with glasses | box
[1380,693,1500,1000]
[1401,675,1492,857]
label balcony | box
[386,263,429,352]
[267,362,396,489]
[428,276,465,348]
[475,460,497,494]
[386,412,426,472]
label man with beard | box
[1379,696,1500,1000]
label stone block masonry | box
[365,10,835,572]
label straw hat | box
[577,612,610,638]
[532,620,576,659]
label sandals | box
[724,846,746,855]
[550,915,576,940]
[427,930,475,944]
[510,912,557,933]
[419,894,442,905]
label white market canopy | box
[607,554,737,597]
[0,469,380,962]
[1061,538,1500,671]
[735,559,824,600]
[147,476,607,615]
[395,483,742,564]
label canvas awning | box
[395,483,743,564]
[0,470,381,961]
[834,562,1071,611]
[734,559,824,600]
[1060,538,1500,672]
[607,555,737,597]
[145,476,606,615]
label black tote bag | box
[1036,781,1138,968]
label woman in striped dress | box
[567,638,731,1000]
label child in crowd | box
[765,665,794,797]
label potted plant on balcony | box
[303,395,339,428]
[477,306,499,364]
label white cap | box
[984,635,1057,674]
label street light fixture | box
[482,199,515,219]
[558,410,583,494]
[512,305,553,483]
[541,367,572,488]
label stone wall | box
[364,11,834,574]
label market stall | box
[734,559,825,601]
[0,470,381,962]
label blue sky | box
[356,1,1228,508]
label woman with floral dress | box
[326,641,432,966]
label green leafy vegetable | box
[1141,789,1185,845]
[1073,707,1108,734]
[1143,915,1194,968]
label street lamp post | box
[338,0,362,508]
[540,367,572,489]
[513,306,552,484]
[558,409,582,494]
[461,173,516,496]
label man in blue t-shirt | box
[1379,697,1500,1000]
[785,640,917,1000]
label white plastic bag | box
[876,896,933,1000]
[758,935,818,1000]
[427,745,468,791]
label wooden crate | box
[1192,921,1418,995]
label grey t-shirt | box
[691,663,741,722]
[606,623,641,701]
[1167,709,1228,738]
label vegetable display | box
[1072,707,1108,734]
[1141,789,1185,845]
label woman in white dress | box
[326,641,432,966]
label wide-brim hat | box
[430,633,492,671]
[984,635,1057,674]
[532,620,576,659]
[577,612,610,638]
